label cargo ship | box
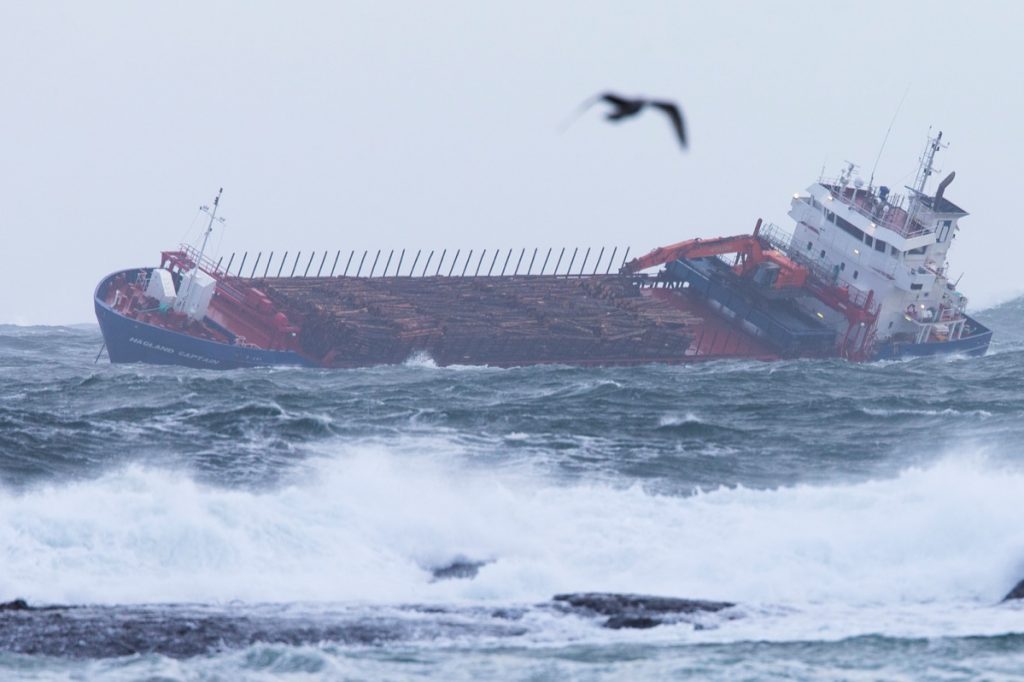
[94,131,991,369]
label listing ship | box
[94,131,991,369]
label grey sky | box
[2,1,1021,324]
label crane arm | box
[619,234,764,275]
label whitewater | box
[1,297,1024,679]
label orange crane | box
[619,220,808,289]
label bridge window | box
[864,235,874,247]
[820,249,826,258]
[853,270,859,280]
[826,209,866,241]
[874,239,887,253]
[937,219,952,242]
[807,241,813,251]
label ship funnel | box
[935,171,956,201]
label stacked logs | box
[251,275,701,367]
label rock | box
[552,592,735,630]
[604,615,660,630]
[0,599,30,611]
[1003,579,1024,602]
[429,559,489,581]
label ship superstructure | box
[772,131,988,359]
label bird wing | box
[598,92,636,109]
[558,92,637,133]
[650,101,687,149]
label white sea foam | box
[861,407,994,418]
[1,449,1023,640]
[402,351,439,369]
[658,412,706,427]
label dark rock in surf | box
[604,615,660,630]
[1002,579,1024,601]
[0,599,29,611]
[430,559,489,581]
[552,592,735,629]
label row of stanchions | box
[214,246,634,280]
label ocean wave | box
[1,450,1022,618]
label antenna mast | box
[196,187,225,272]
[868,86,910,189]
[913,131,946,194]
[176,188,226,315]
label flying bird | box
[564,92,688,150]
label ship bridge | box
[783,131,975,351]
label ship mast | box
[196,187,224,272]
[912,131,946,194]
[904,130,947,229]
[175,188,225,315]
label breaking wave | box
[2,447,1022,615]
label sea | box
[1,297,1024,681]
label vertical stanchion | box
[500,249,513,276]
[526,247,538,275]
[474,249,486,276]
[250,252,262,278]
[421,250,434,276]
[276,251,287,277]
[303,251,315,277]
[355,250,368,276]
[215,256,223,274]
[435,249,447,276]
[461,249,473,276]
[447,249,460,277]
[225,253,236,276]
[553,247,565,276]
[578,247,590,277]
[513,248,525,275]
[487,249,500,276]
[329,250,342,277]
[316,251,328,277]
[395,249,405,276]
[605,247,618,274]
[368,249,381,277]
[409,250,421,276]
[290,251,302,277]
[264,252,275,278]
[382,249,394,277]
[593,247,605,275]
[620,247,631,268]
[565,247,578,278]
[237,252,249,278]
[540,247,552,275]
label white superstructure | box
[782,131,972,349]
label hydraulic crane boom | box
[619,220,809,289]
